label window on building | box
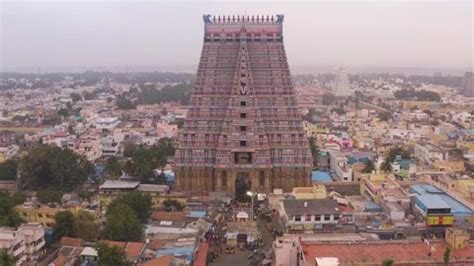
[240,101,247,107]
[294,215,301,222]
[259,171,265,187]
[305,215,312,222]
[324,215,331,221]
[240,113,247,119]
[240,140,247,147]
[240,125,247,132]
[333,214,340,220]
[315,215,321,221]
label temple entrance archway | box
[235,172,251,202]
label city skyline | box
[1,1,472,73]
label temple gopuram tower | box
[175,15,312,197]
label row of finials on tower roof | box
[203,14,284,24]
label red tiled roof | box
[60,237,83,247]
[193,242,209,266]
[151,211,186,221]
[303,242,474,265]
[138,255,172,266]
[125,242,145,259]
[50,255,66,266]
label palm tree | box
[380,159,392,173]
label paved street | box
[209,250,252,266]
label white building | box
[414,143,445,164]
[328,149,353,181]
[0,223,45,265]
[273,236,305,266]
[95,117,121,130]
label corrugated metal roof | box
[416,195,450,209]
[99,180,140,189]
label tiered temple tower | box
[175,15,312,196]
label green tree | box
[57,108,69,117]
[0,192,24,227]
[0,159,18,180]
[70,93,82,102]
[124,146,166,182]
[382,259,394,266]
[10,192,25,206]
[380,159,393,173]
[362,159,376,173]
[443,247,451,266]
[322,93,336,105]
[163,199,185,212]
[20,144,94,191]
[105,204,142,242]
[109,192,152,223]
[53,211,74,240]
[122,142,137,158]
[377,112,392,122]
[308,137,319,168]
[73,210,100,241]
[97,243,129,266]
[386,147,410,162]
[116,97,136,110]
[156,138,176,157]
[0,249,16,266]
[37,189,62,203]
[449,148,464,160]
[104,157,122,179]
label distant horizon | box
[0,64,470,76]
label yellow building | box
[431,134,448,145]
[98,181,187,210]
[446,228,470,250]
[292,185,327,200]
[432,160,465,173]
[359,173,402,204]
[456,180,474,200]
[402,100,437,111]
[98,193,187,210]
[15,205,98,227]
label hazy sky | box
[1,0,472,72]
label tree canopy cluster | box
[104,192,152,242]
[97,243,129,266]
[377,111,392,122]
[20,144,94,192]
[381,147,411,173]
[0,191,25,227]
[394,89,441,102]
[136,83,192,105]
[53,210,100,241]
[308,137,319,168]
[0,159,18,181]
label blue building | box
[410,184,474,225]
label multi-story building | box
[460,72,473,97]
[175,15,312,196]
[0,223,45,264]
[0,130,15,147]
[328,149,352,181]
[333,67,351,97]
[280,199,345,232]
[15,205,98,228]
